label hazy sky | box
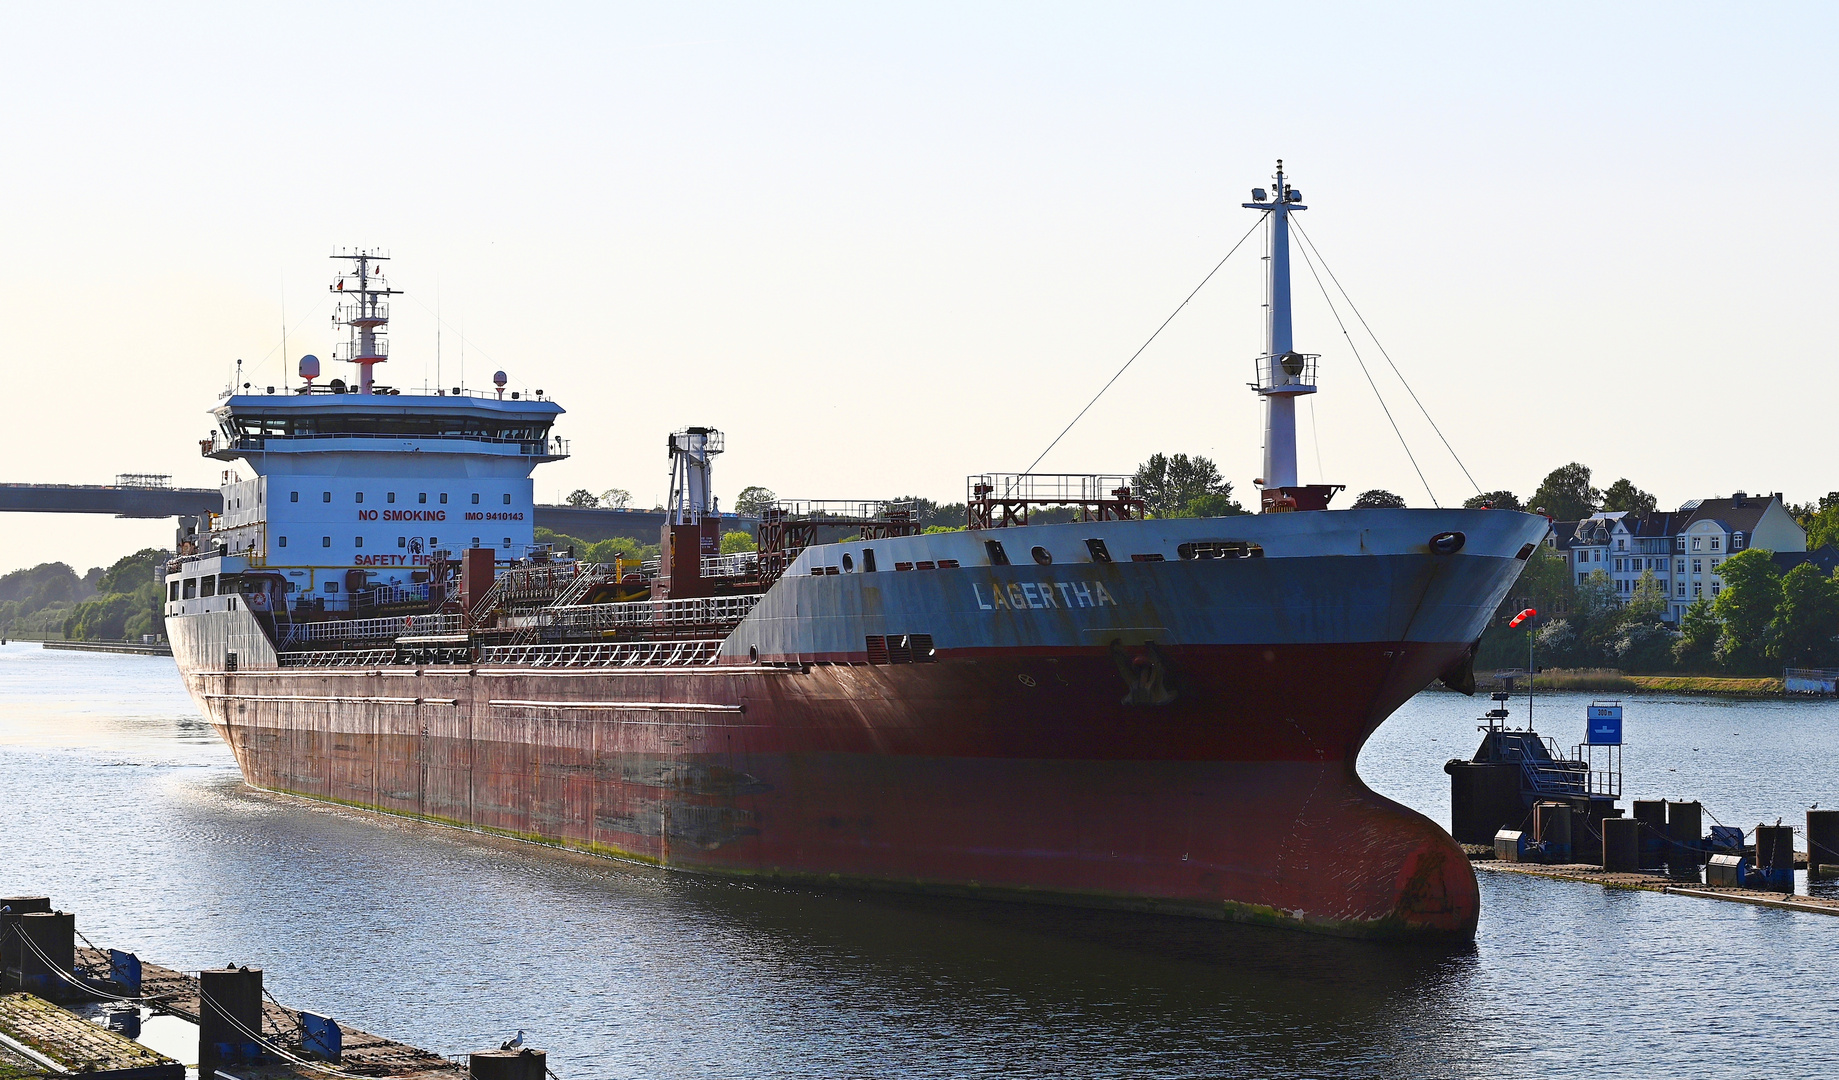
[2,2,1835,575]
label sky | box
[1,2,1835,575]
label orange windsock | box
[1509,608,1536,628]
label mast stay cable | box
[1291,217,1484,500]
[1289,228,1438,507]
[1024,217,1264,475]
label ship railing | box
[282,612,463,646]
[478,639,725,668]
[365,582,432,607]
[204,432,569,455]
[542,593,759,632]
[700,551,759,578]
[278,648,399,668]
[1520,758,1591,799]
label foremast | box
[331,249,400,395]
[1244,161,1339,512]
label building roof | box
[1772,546,1839,576]
[1680,493,1782,536]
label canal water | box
[2,642,1835,1079]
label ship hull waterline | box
[186,639,1481,941]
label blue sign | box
[1586,704,1623,745]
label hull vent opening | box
[1178,541,1265,560]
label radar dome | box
[493,370,508,388]
[299,354,321,380]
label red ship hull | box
[193,638,1478,939]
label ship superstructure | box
[167,173,1545,941]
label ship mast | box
[1244,161,1322,511]
[330,249,400,395]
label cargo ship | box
[166,167,1545,940]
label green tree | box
[1182,490,1247,517]
[533,527,659,563]
[1798,493,1839,551]
[734,486,778,517]
[1132,453,1230,518]
[1463,490,1522,511]
[1615,569,1675,672]
[1351,489,1406,509]
[1568,567,1627,663]
[1601,478,1657,517]
[599,488,632,509]
[1529,463,1600,520]
[1673,596,1721,671]
[97,549,167,596]
[719,530,755,554]
[1627,569,1668,623]
[1771,562,1839,667]
[564,489,599,508]
[1711,547,1780,672]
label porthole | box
[842,553,856,572]
[1031,546,1052,565]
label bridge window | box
[182,578,197,599]
[199,575,216,598]
[398,536,406,548]
[419,493,428,504]
[355,536,364,548]
[322,536,331,547]
[388,492,396,503]
[168,581,180,601]
[324,581,339,593]
[502,493,511,504]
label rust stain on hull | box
[190,640,1480,941]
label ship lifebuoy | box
[248,592,269,611]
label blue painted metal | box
[109,949,142,995]
[1585,702,1623,745]
[301,1012,343,1062]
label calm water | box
[1,642,1835,1079]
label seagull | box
[500,1030,525,1052]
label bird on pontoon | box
[500,1030,525,1051]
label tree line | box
[1,550,168,641]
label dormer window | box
[1733,532,1745,549]
[1675,536,1686,551]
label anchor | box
[1110,639,1177,706]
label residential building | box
[1551,492,1805,623]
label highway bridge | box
[0,478,748,543]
